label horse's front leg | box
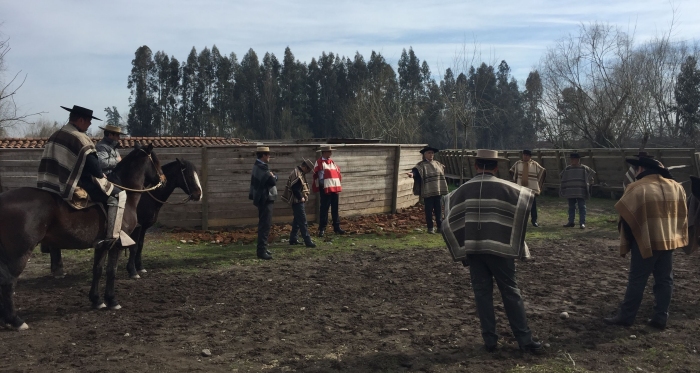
[89,242,110,309]
[135,226,148,274]
[49,247,66,278]
[104,245,122,310]
[126,226,140,279]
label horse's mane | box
[108,146,161,184]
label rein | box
[110,148,165,193]
[146,166,195,205]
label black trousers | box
[257,202,274,251]
[290,202,310,240]
[531,196,538,223]
[424,195,442,230]
[319,189,340,229]
[467,253,534,348]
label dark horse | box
[45,158,202,279]
[0,143,164,330]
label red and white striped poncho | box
[312,158,342,193]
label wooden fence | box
[437,148,700,195]
[0,144,424,228]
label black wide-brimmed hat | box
[633,151,655,159]
[420,146,440,154]
[522,149,532,155]
[626,157,673,179]
[570,152,581,159]
[61,105,102,121]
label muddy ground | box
[2,225,700,372]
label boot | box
[318,228,325,237]
[304,236,316,248]
[289,237,302,245]
[333,224,346,235]
[257,248,272,260]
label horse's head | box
[174,158,203,201]
[112,143,166,189]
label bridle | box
[147,163,197,205]
[110,149,164,193]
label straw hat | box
[256,146,270,153]
[475,149,506,161]
[319,145,335,152]
[98,124,123,134]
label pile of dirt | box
[170,205,428,244]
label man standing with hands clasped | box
[408,145,449,233]
[509,150,546,227]
[560,152,596,229]
[249,146,277,260]
[313,145,345,237]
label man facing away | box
[604,156,687,329]
[95,124,123,176]
[282,158,316,248]
[560,152,596,229]
[312,145,345,237]
[408,145,449,234]
[249,146,277,260]
[509,149,546,227]
[442,149,544,355]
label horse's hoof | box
[130,274,141,279]
[109,304,122,310]
[137,269,147,274]
[17,323,29,331]
[93,303,106,310]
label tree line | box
[125,44,537,149]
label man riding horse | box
[37,105,132,247]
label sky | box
[2,0,699,136]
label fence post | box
[391,145,401,213]
[201,146,209,230]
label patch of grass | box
[525,196,619,241]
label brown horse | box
[45,158,202,279]
[0,143,164,330]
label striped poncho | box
[615,174,688,259]
[37,123,113,206]
[509,160,546,195]
[441,173,534,262]
[412,159,448,198]
[312,158,342,193]
[559,165,596,199]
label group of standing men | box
[412,146,689,354]
[249,145,346,260]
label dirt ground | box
[2,213,700,372]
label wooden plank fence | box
[0,144,424,228]
[437,148,700,195]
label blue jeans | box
[568,198,586,224]
[467,254,534,348]
[616,241,674,324]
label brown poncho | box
[615,174,688,259]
